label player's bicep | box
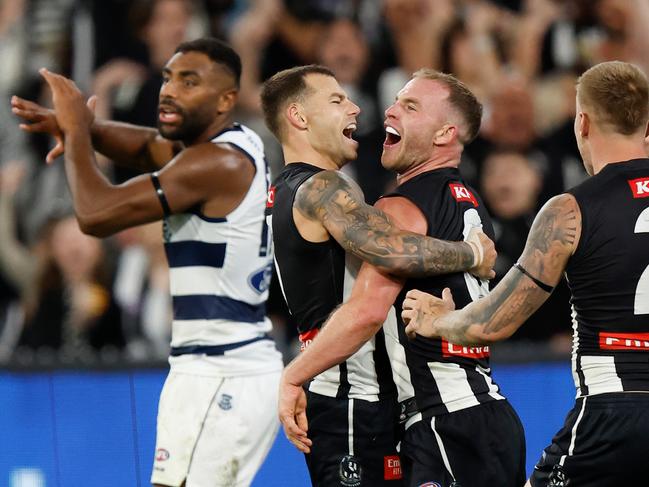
[79,173,166,236]
[294,170,393,246]
[90,145,234,235]
[517,193,581,287]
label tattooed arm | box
[401,194,581,344]
[294,170,495,278]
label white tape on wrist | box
[467,239,483,268]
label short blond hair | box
[412,69,483,144]
[577,61,649,135]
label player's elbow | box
[353,306,389,333]
[76,212,113,238]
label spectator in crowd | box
[481,150,572,348]
[112,222,171,360]
[0,162,124,359]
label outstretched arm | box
[294,170,496,278]
[11,95,179,171]
[39,68,252,237]
[402,194,581,344]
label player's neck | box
[282,143,342,171]
[397,146,461,185]
[589,135,647,174]
[185,118,233,146]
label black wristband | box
[513,262,554,293]
[150,171,171,217]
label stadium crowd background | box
[1,0,648,367]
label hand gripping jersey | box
[384,168,504,424]
[164,124,281,376]
[270,163,395,401]
[566,158,649,397]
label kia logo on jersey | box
[449,183,478,207]
[628,177,649,198]
[266,185,276,207]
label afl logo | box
[419,483,442,487]
[155,448,170,462]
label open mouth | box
[158,104,182,124]
[384,126,401,146]
[343,122,357,140]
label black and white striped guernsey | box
[566,158,649,397]
[383,168,505,426]
[270,163,395,401]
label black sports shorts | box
[530,392,649,487]
[399,399,526,487]
[305,390,404,486]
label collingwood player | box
[260,65,497,486]
[13,39,283,487]
[403,61,649,487]
[276,69,526,487]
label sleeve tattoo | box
[294,170,474,277]
[433,194,581,345]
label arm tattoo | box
[433,194,580,345]
[295,171,474,276]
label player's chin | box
[343,144,358,161]
[157,124,184,141]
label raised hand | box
[278,374,312,453]
[12,80,96,163]
[401,287,456,339]
[466,227,497,280]
[38,68,95,134]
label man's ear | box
[433,124,458,145]
[579,112,590,138]
[217,89,237,114]
[286,103,308,130]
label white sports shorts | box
[150,369,281,486]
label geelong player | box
[402,61,649,487]
[276,69,526,487]
[13,39,283,487]
[261,65,497,486]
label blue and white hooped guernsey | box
[164,123,282,376]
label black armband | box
[513,262,554,293]
[150,171,171,217]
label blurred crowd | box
[1,0,648,365]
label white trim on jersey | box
[431,417,457,480]
[570,305,581,396]
[170,319,272,348]
[346,339,380,402]
[559,397,587,467]
[384,307,415,403]
[429,362,481,413]
[474,365,506,401]
[348,399,355,455]
[309,367,344,397]
[580,355,624,396]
